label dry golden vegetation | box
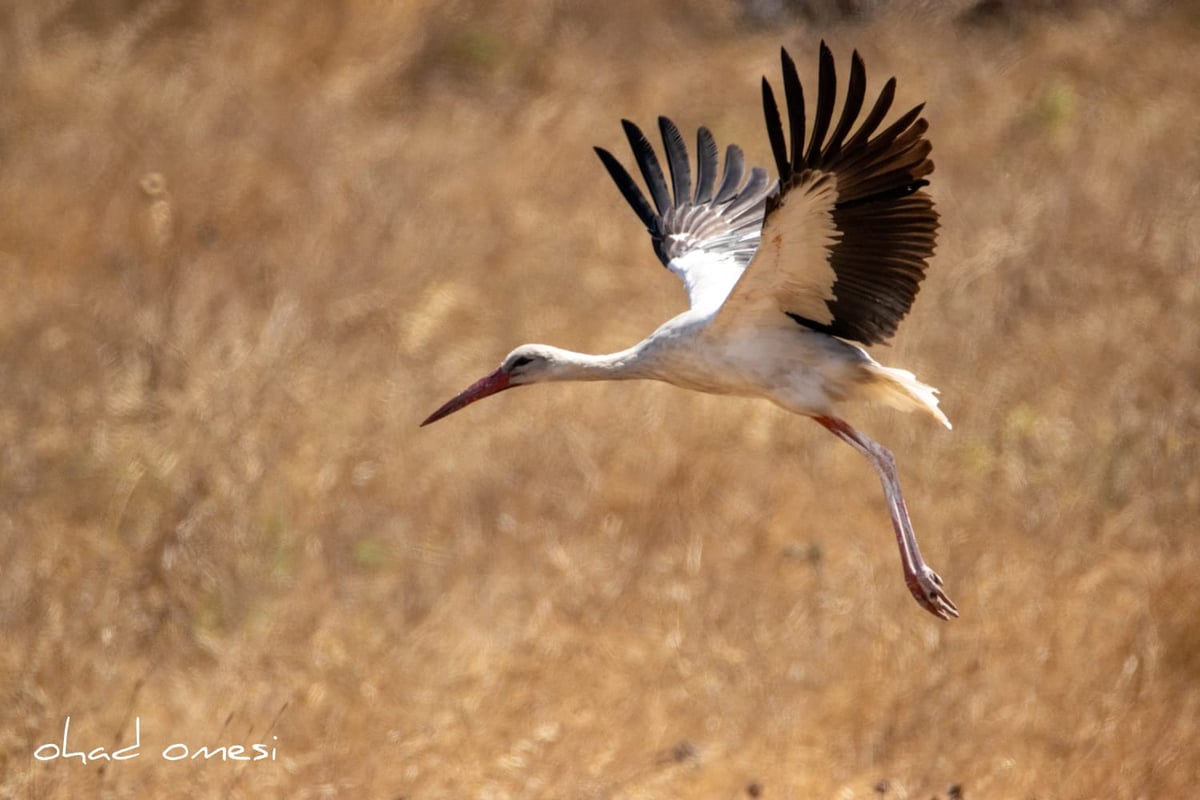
[3,1,1199,797]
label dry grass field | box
[3,1,1199,797]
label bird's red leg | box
[813,416,958,620]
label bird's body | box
[423,43,958,620]
[514,313,943,426]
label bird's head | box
[420,344,563,426]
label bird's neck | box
[537,343,660,383]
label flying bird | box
[421,43,957,620]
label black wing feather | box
[621,119,672,216]
[593,146,659,235]
[658,117,692,206]
[781,51,806,175]
[764,41,939,346]
[597,117,772,270]
[713,144,747,204]
[844,77,896,152]
[802,43,837,168]
[693,127,720,204]
[822,50,866,162]
[762,78,790,183]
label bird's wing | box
[713,43,938,346]
[594,118,774,311]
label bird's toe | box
[909,566,958,620]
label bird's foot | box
[906,565,958,621]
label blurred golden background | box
[3,1,1199,797]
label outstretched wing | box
[715,42,938,346]
[594,118,774,311]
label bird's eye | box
[510,355,534,369]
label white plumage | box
[422,43,957,620]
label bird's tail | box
[864,363,952,429]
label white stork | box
[421,43,957,620]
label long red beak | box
[420,368,512,426]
